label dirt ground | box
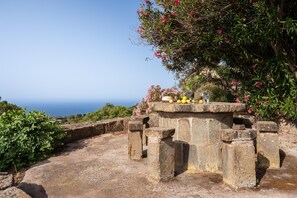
[18,130,297,198]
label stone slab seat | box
[128,120,145,160]
[256,121,280,169]
[145,127,175,182]
[145,127,175,140]
[221,128,257,189]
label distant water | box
[16,100,138,117]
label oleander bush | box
[0,109,66,171]
[137,0,297,121]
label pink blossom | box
[174,0,180,6]
[146,107,152,114]
[133,107,141,116]
[231,80,240,85]
[137,9,143,15]
[247,109,253,114]
[235,98,241,103]
[161,15,166,23]
[137,26,143,33]
[154,50,160,58]
[171,10,177,16]
[255,81,263,88]
[244,95,249,102]
[217,28,223,36]
[162,54,167,59]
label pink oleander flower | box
[244,95,249,102]
[146,107,152,114]
[137,26,143,33]
[255,81,263,88]
[137,9,143,15]
[235,98,241,103]
[247,109,253,114]
[161,15,166,23]
[171,10,177,16]
[162,54,167,60]
[231,80,240,85]
[154,50,160,58]
[217,28,223,36]
[174,0,180,6]
[133,107,142,116]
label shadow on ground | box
[18,182,48,198]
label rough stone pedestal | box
[221,128,257,188]
[257,121,280,169]
[146,127,175,182]
[128,120,144,160]
[150,102,246,173]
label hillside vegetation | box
[77,103,133,123]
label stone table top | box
[150,102,246,113]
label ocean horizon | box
[15,100,138,117]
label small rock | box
[0,187,31,198]
[0,174,13,190]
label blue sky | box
[0,0,177,103]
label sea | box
[15,100,138,117]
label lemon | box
[186,99,190,104]
[199,100,204,104]
[181,99,186,104]
[169,99,173,104]
[177,100,181,104]
[182,96,187,101]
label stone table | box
[150,102,246,173]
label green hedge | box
[0,109,66,171]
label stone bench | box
[221,126,257,188]
[128,116,150,160]
[257,121,280,169]
[145,127,175,182]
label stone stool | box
[257,121,280,169]
[145,127,175,182]
[128,120,144,160]
[221,126,257,188]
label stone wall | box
[62,117,130,143]
[62,113,159,144]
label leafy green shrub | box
[79,103,133,122]
[0,97,21,115]
[0,109,66,171]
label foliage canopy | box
[138,0,297,121]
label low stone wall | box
[62,117,130,143]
